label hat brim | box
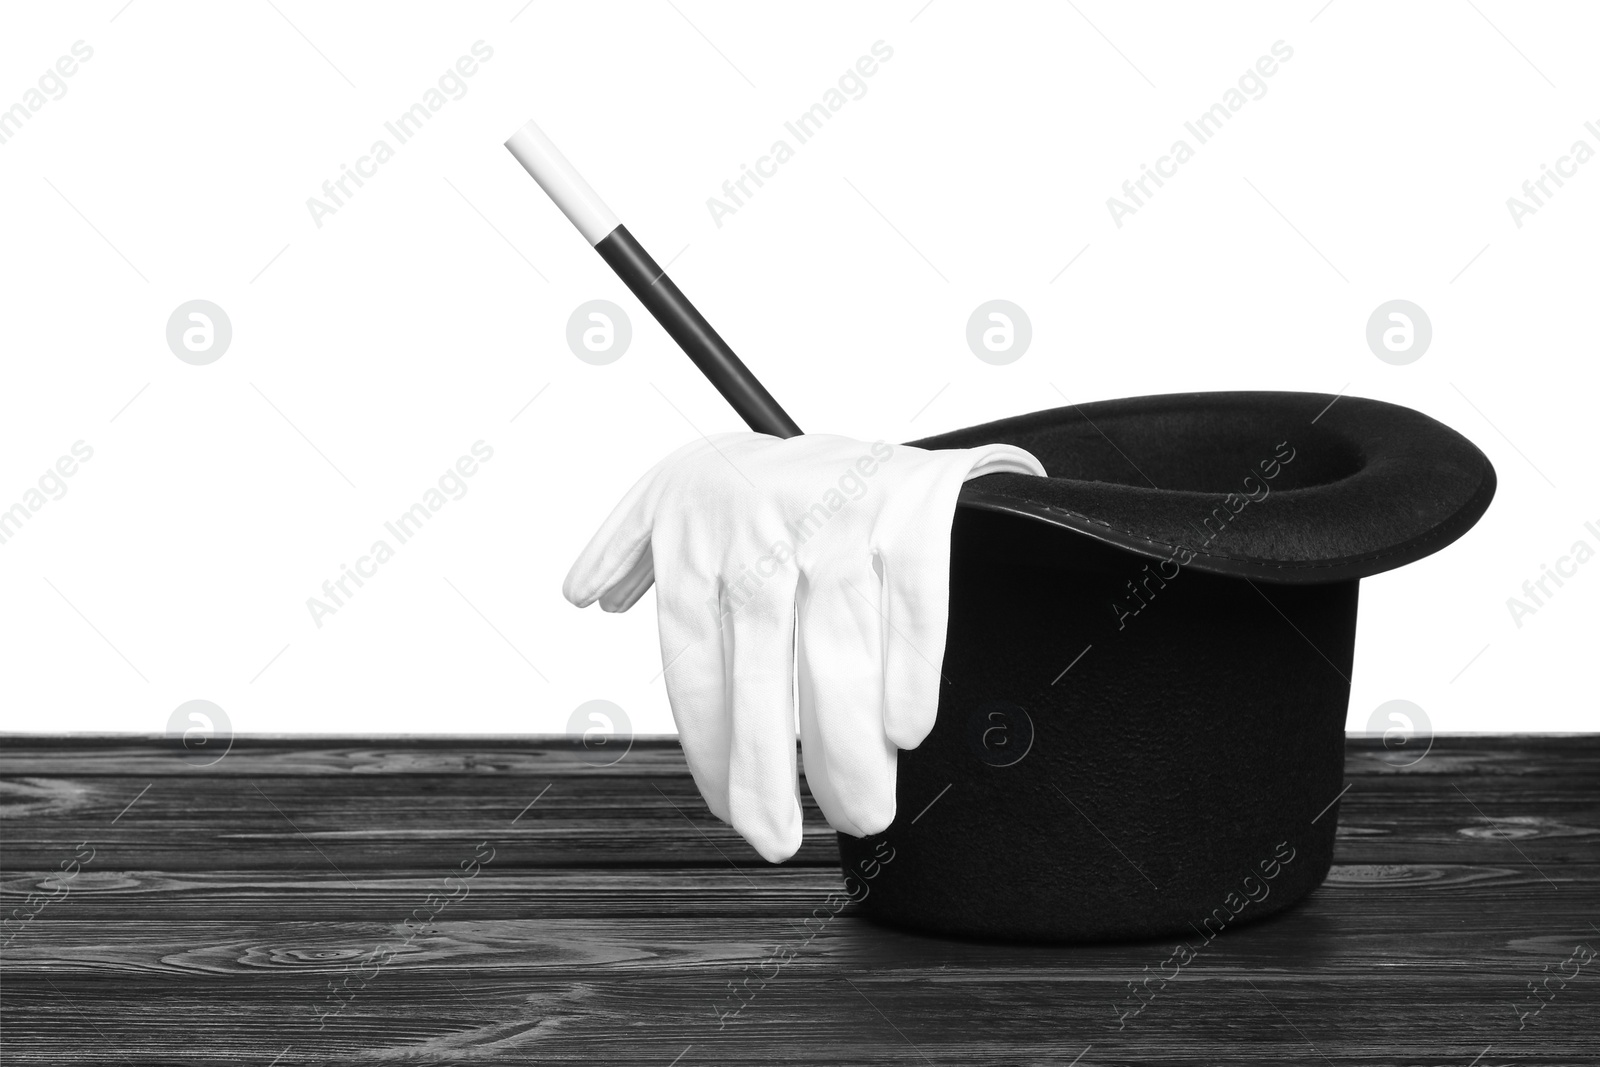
[918,391,1496,585]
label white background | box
[1,1,1594,738]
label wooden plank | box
[5,889,1600,973]
[0,863,1593,922]
[1,793,1594,869]
[0,736,697,776]
[3,733,1597,775]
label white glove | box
[563,432,1046,862]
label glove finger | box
[563,439,713,608]
[874,541,953,751]
[655,567,735,827]
[872,458,962,750]
[597,544,655,613]
[563,489,657,609]
[875,444,1045,748]
[796,558,896,838]
[723,568,803,863]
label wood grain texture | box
[2,735,1597,1065]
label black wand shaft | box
[594,225,803,439]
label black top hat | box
[830,389,1495,942]
[506,125,1499,941]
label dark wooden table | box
[2,735,1596,1065]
